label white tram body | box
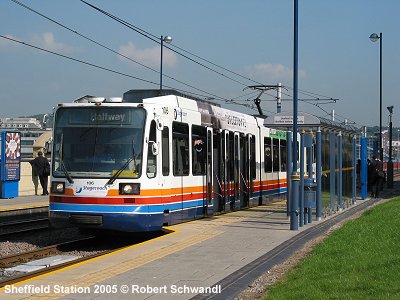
[49,90,288,232]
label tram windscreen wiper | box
[58,134,74,184]
[106,141,136,185]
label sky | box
[0,0,399,129]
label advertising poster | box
[1,131,21,181]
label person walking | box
[31,151,50,195]
[370,154,384,198]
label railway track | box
[0,206,49,237]
[0,231,166,288]
[0,217,49,237]
[0,236,105,288]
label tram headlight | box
[51,181,65,194]
[119,183,140,195]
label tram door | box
[233,132,241,209]
[205,128,213,215]
[213,130,224,212]
[240,134,247,207]
[223,130,231,211]
[241,134,255,207]
[249,134,255,205]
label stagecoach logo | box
[91,113,126,122]
[75,185,108,194]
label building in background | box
[0,117,50,159]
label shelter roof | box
[263,111,357,133]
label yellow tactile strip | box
[1,203,286,299]
[1,213,247,299]
[0,203,48,212]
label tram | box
[48,90,288,232]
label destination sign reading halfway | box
[90,112,128,123]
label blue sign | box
[1,131,21,181]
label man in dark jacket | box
[370,154,384,198]
[31,151,50,195]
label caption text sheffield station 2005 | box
[5,284,222,295]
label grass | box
[265,197,400,300]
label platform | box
[0,195,48,211]
[0,201,295,300]
[1,180,399,300]
[0,195,48,221]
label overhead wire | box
[8,0,230,102]
[0,35,158,85]
[79,0,250,87]
[0,34,231,103]
[11,0,260,105]
[80,0,341,104]
[9,0,348,118]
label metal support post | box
[290,173,300,231]
[277,83,282,113]
[338,131,343,210]
[316,128,322,221]
[307,134,313,223]
[286,131,292,217]
[360,136,368,199]
[330,132,336,211]
[299,132,305,227]
[352,135,357,204]
[290,0,299,231]
[160,35,164,90]
[379,33,383,162]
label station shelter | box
[263,111,358,228]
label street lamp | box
[369,32,383,161]
[387,105,394,188]
[160,35,172,90]
[290,0,300,230]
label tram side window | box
[162,126,170,176]
[280,140,287,172]
[192,125,206,175]
[146,120,157,178]
[264,137,272,172]
[173,122,189,176]
[273,139,279,171]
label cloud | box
[118,42,177,68]
[30,32,81,54]
[0,32,81,54]
[246,63,306,80]
[0,34,21,49]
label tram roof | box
[122,89,221,107]
[263,111,357,133]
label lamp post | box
[290,0,299,230]
[369,32,383,161]
[387,105,394,188]
[160,35,172,90]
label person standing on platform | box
[370,154,384,198]
[31,150,50,195]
